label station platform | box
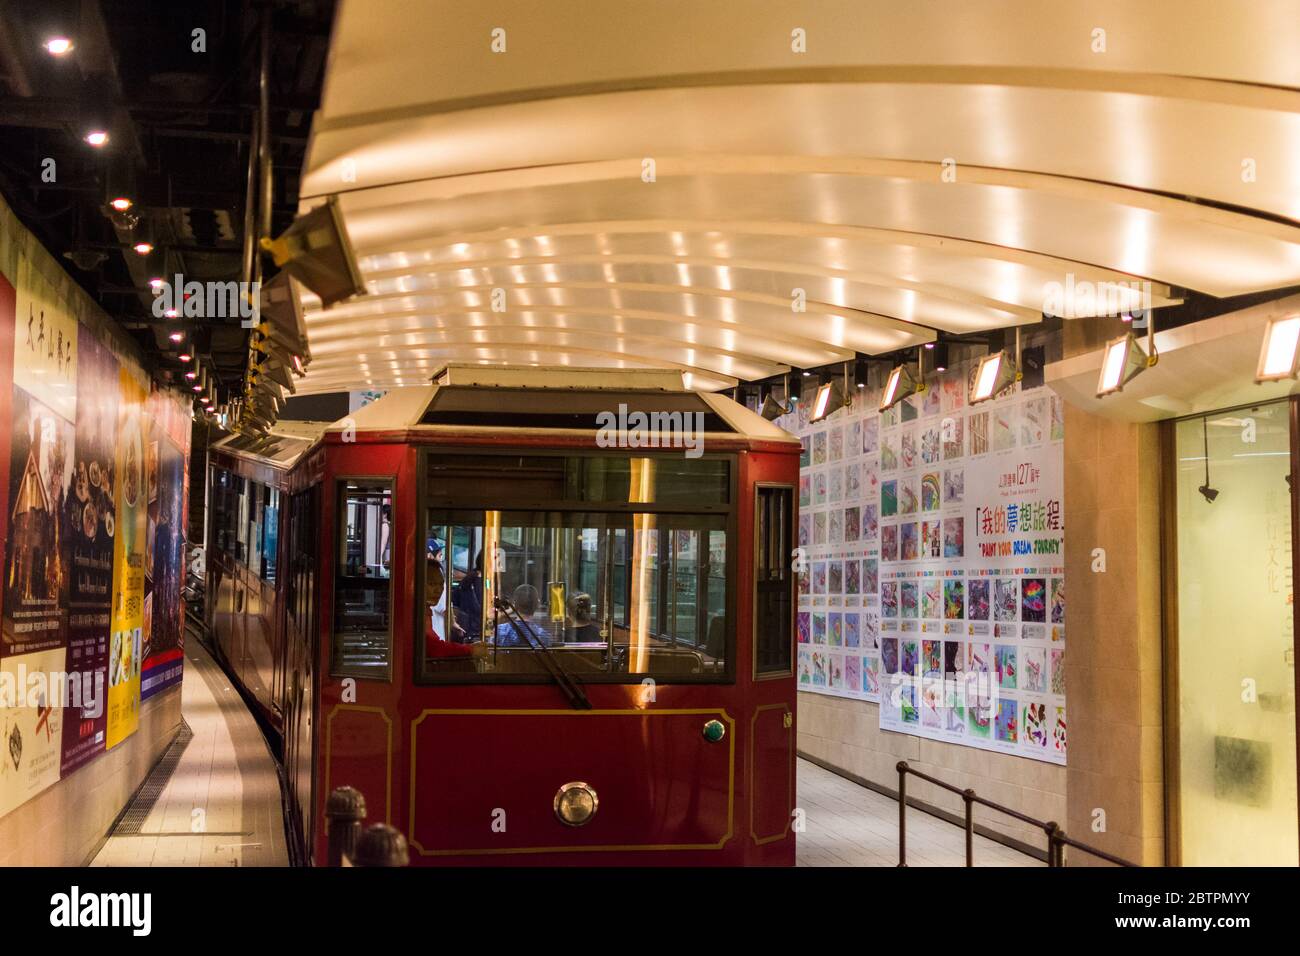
[90,638,289,867]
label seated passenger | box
[565,592,601,644]
[453,550,485,640]
[493,584,554,647]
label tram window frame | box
[330,478,395,682]
[261,486,280,583]
[414,447,738,686]
[209,467,240,556]
[753,483,795,678]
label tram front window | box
[421,510,730,681]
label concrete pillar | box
[1060,320,1166,866]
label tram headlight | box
[554,781,599,827]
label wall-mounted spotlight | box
[1255,315,1300,383]
[84,129,109,148]
[45,37,74,56]
[1097,317,1158,397]
[810,364,851,424]
[970,329,1021,405]
[761,374,792,421]
[1097,332,1152,396]
[880,349,926,412]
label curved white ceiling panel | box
[284,0,1300,397]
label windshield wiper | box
[493,596,592,710]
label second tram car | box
[206,365,799,865]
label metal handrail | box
[895,761,1138,868]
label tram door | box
[283,486,320,856]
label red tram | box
[205,365,799,865]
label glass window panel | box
[1174,401,1297,865]
[419,508,729,683]
[754,486,794,675]
[332,480,392,678]
[263,488,280,583]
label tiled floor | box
[796,758,1044,867]
[91,638,289,867]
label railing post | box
[1044,820,1062,868]
[896,761,908,867]
[352,823,410,867]
[326,786,367,867]
[962,789,976,866]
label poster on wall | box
[141,399,185,701]
[0,646,67,816]
[3,386,74,657]
[12,257,77,423]
[0,238,192,819]
[788,387,883,704]
[785,356,1066,766]
[105,368,147,749]
[59,329,118,773]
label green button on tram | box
[702,719,726,743]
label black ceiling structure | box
[0,0,336,403]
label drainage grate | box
[113,719,194,835]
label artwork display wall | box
[0,253,192,819]
[786,356,1067,765]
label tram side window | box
[235,474,250,564]
[262,487,280,583]
[332,480,393,679]
[754,485,794,675]
[210,468,240,555]
[287,486,318,640]
[247,481,264,577]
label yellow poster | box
[106,369,147,748]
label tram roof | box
[325,365,800,445]
[210,420,331,468]
[288,0,1300,396]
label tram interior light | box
[970,350,1018,404]
[1256,316,1300,383]
[1096,332,1151,397]
[260,195,365,308]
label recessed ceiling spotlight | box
[132,241,153,255]
[45,37,74,56]
[109,197,132,212]
[84,130,109,147]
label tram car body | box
[206,365,799,865]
